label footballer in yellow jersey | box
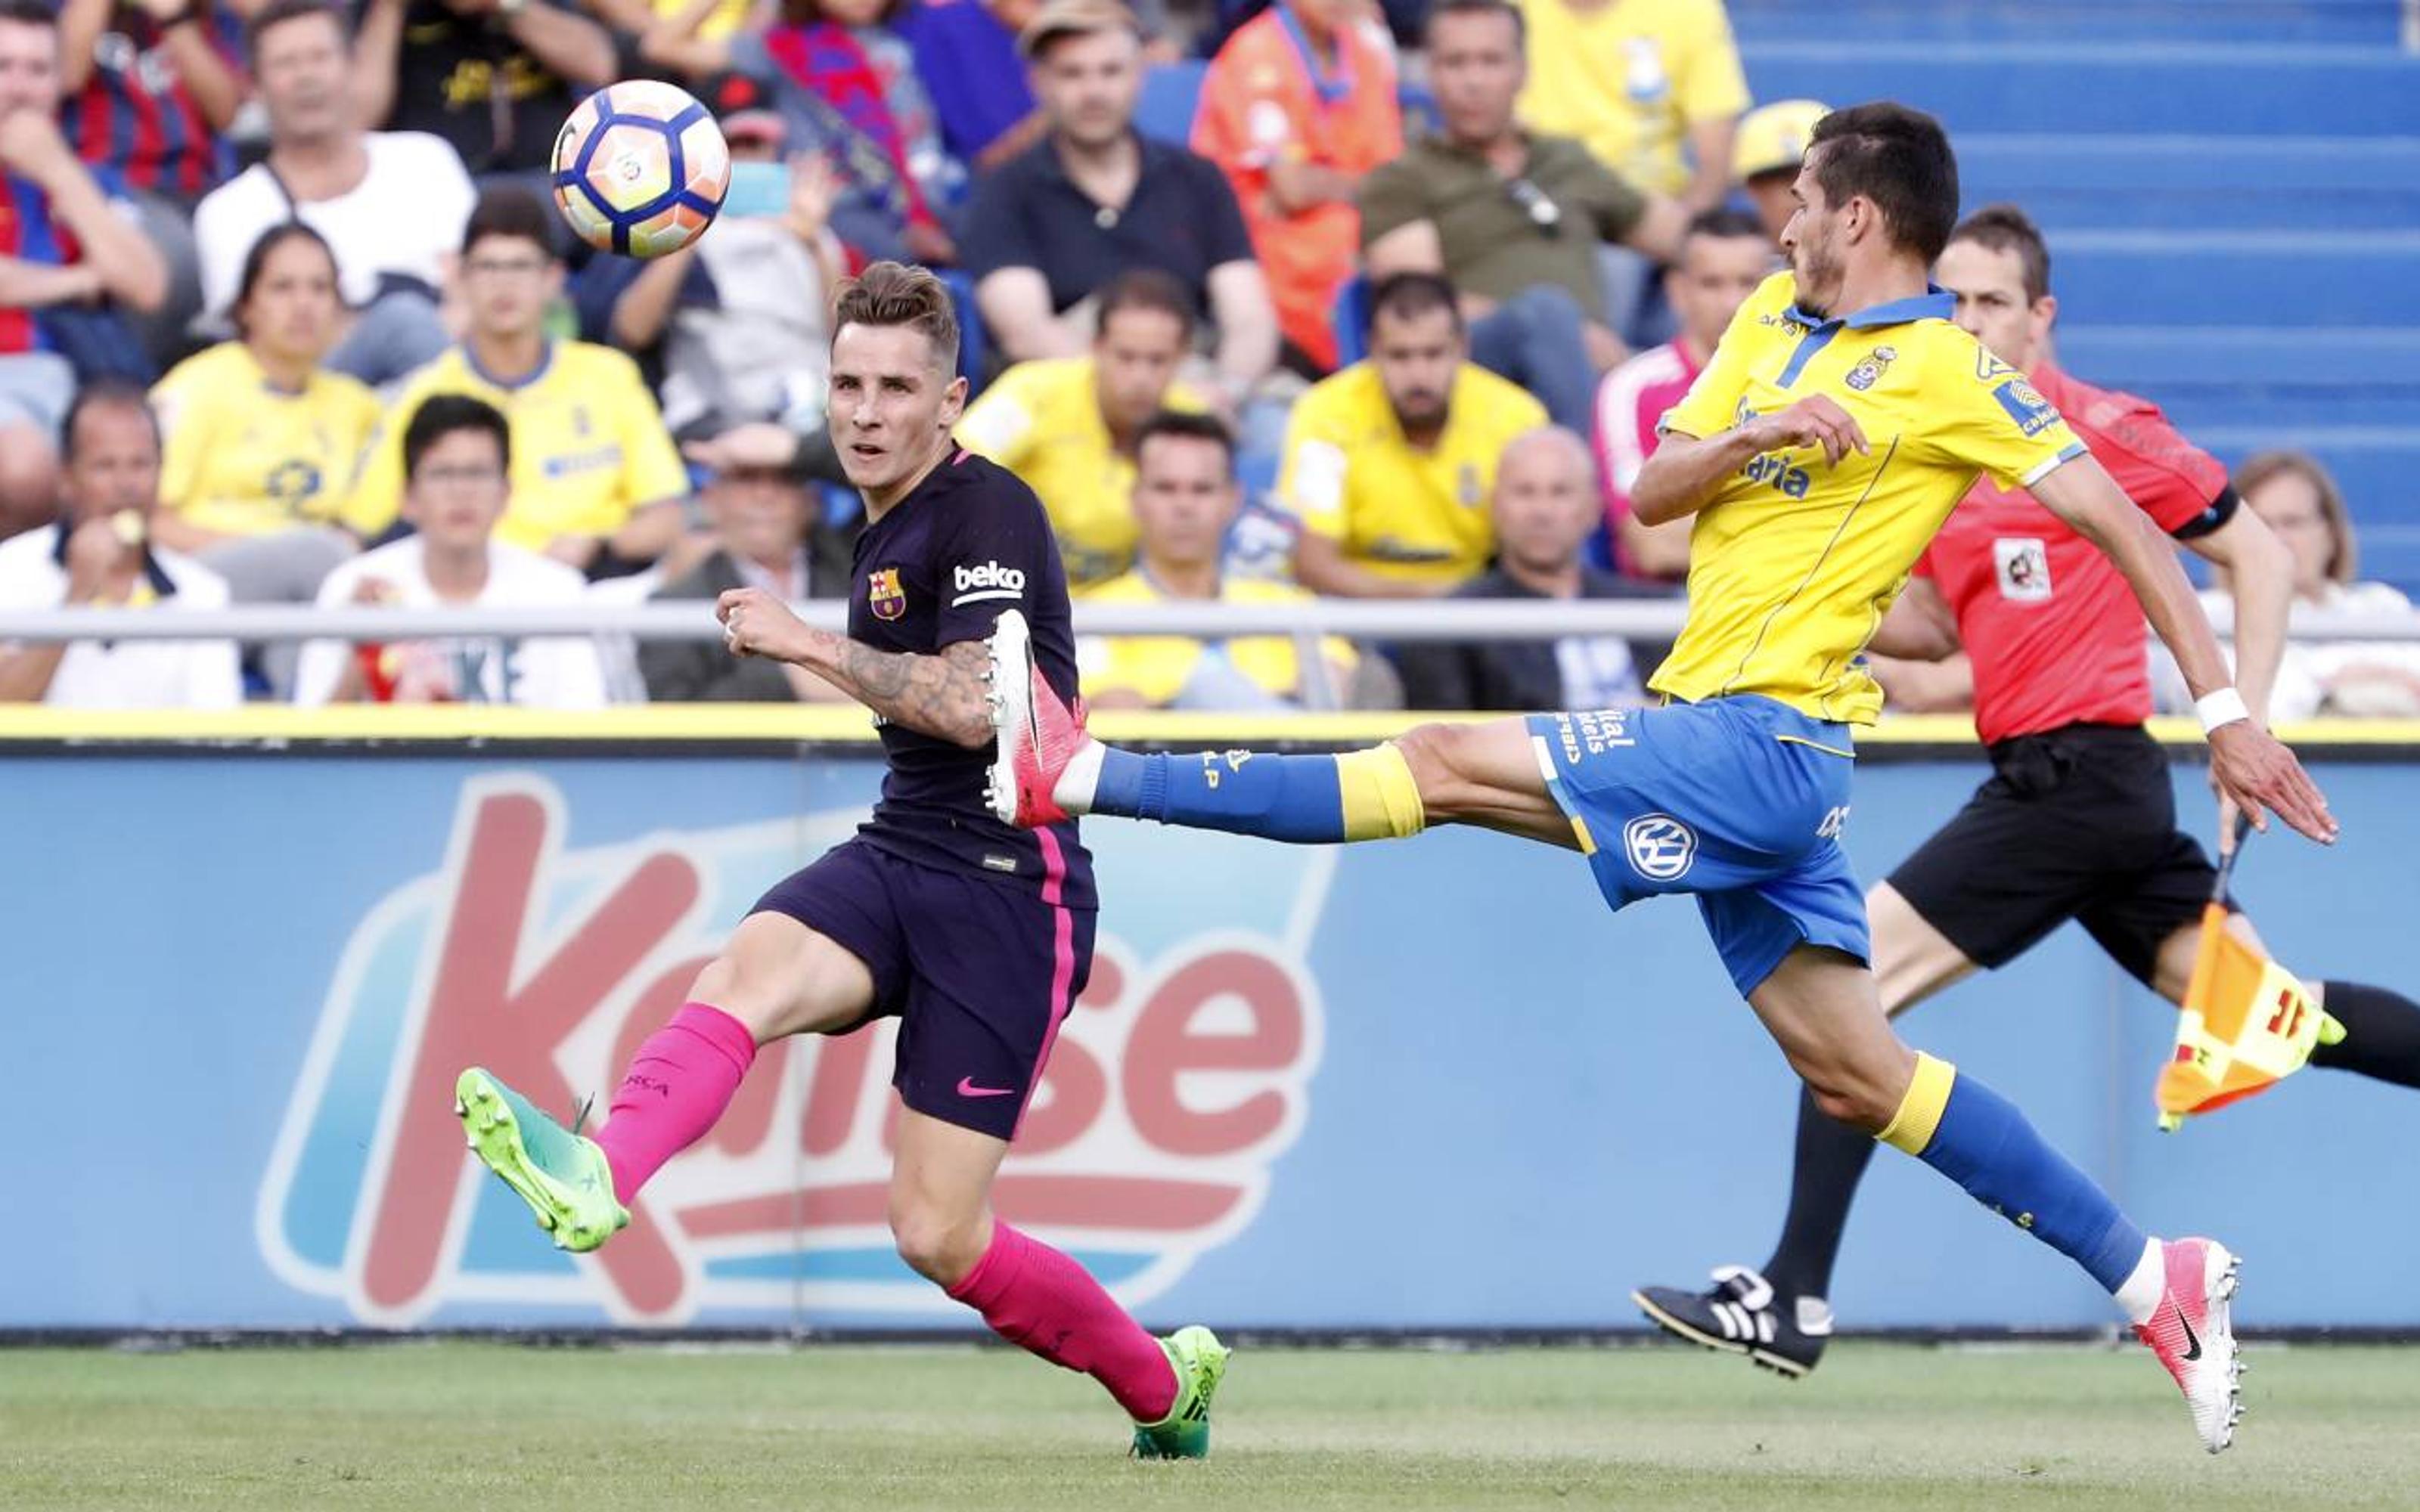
[340,341,689,557]
[153,342,381,538]
[1281,293,1547,594]
[1001,104,2333,1456]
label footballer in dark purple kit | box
[452,262,1228,1459]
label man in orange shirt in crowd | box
[1193,0,1402,375]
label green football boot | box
[454,1067,629,1253]
[1130,1325,1230,1460]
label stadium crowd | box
[0,0,2405,712]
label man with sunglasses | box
[1357,0,1686,433]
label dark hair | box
[0,0,57,32]
[232,222,340,334]
[461,184,562,259]
[1367,270,1463,336]
[1948,201,2052,304]
[402,393,511,482]
[1426,0,1523,48]
[833,259,961,373]
[2236,450,2356,584]
[246,0,347,68]
[1806,101,1959,264]
[1096,268,1197,345]
[1682,205,1771,249]
[60,380,160,463]
[1134,410,1236,477]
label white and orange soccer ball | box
[551,81,731,259]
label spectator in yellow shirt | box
[1280,271,1547,598]
[1513,0,1748,210]
[957,267,1209,592]
[150,226,378,677]
[340,187,690,575]
[1082,411,1356,709]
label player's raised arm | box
[2029,455,2336,844]
[718,589,998,748]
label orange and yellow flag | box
[2157,900,2345,1131]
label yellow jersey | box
[954,356,1210,593]
[1078,571,1355,706]
[1279,361,1547,589]
[153,343,381,538]
[1514,0,1750,199]
[341,342,690,552]
[1655,271,2087,724]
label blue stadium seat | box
[1136,61,1208,146]
[1331,273,1373,368]
[937,268,988,395]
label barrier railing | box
[6,599,2418,711]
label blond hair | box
[833,260,960,375]
[2235,449,2356,584]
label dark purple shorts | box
[752,838,1097,1141]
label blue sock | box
[1089,747,1415,844]
[1910,1070,2146,1294]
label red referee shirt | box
[1916,362,2229,745]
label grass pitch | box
[5,1340,2418,1510]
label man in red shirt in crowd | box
[1591,205,1771,580]
[1634,203,2420,1379]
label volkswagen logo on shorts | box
[1623,813,1697,881]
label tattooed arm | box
[716,587,995,748]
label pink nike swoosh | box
[957,1077,1016,1098]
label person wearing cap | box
[1191,0,1402,376]
[1512,0,1747,214]
[639,441,858,703]
[1357,0,1686,435]
[962,0,1279,407]
[0,380,240,708]
[1733,97,1826,244]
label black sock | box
[1759,1084,1881,1303]
[2310,981,2420,1089]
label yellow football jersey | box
[1514,0,1751,198]
[1280,361,1547,589]
[153,343,382,538]
[1079,571,1356,705]
[1655,271,2086,724]
[954,356,1209,593]
[340,342,689,552]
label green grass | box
[5,1341,2418,1510]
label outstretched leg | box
[1747,943,2242,1453]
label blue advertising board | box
[5,742,2415,1331]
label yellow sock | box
[1335,745,1427,841]
[1876,1052,1956,1154]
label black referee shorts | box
[1885,723,2226,986]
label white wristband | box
[2195,687,2251,736]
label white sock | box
[1053,739,1105,814]
[2113,1237,2167,1325]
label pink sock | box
[948,1222,1179,1422]
[592,1002,757,1205]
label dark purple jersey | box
[848,448,1094,909]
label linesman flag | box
[2156,826,2344,1132]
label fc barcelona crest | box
[867,567,906,621]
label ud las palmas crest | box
[257,774,1330,1328]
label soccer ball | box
[551,81,731,259]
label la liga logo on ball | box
[552,80,731,258]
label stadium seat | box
[1331,274,1373,368]
[1136,61,1208,146]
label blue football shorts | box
[1526,696,1870,995]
